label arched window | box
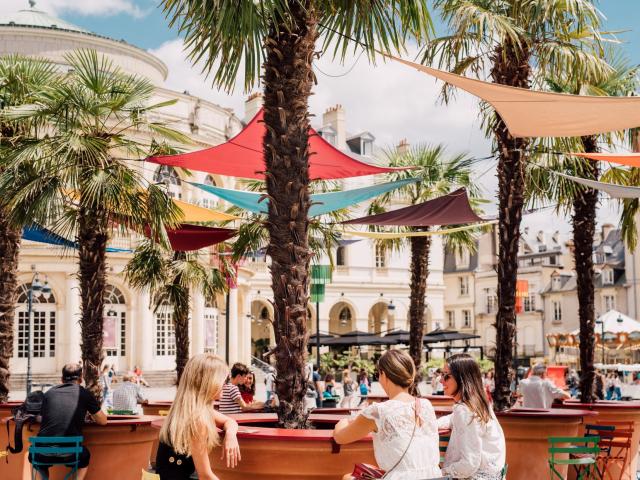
[260,307,269,321]
[16,283,57,359]
[153,165,182,199]
[103,285,127,358]
[201,174,218,209]
[155,301,176,356]
[336,246,347,266]
[339,307,352,326]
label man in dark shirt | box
[30,363,107,479]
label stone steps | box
[8,370,178,390]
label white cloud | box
[4,0,146,18]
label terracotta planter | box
[0,415,161,480]
[142,401,173,417]
[560,400,640,479]
[363,395,454,408]
[0,402,21,458]
[496,408,596,480]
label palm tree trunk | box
[78,207,108,400]
[0,212,20,402]
[173,252,190,384]
[575,135,599,403]
[408,235,431,382]
[490,42,531,411]
[263,1,316,429]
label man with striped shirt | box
[219,363,263,414]
[112,373,147,412]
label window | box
[362,139,373,156]
[204,301,219,354]
[446,311,455,328]
[336,246,347,266]
[339,307,352,326]
[153,165,182,199]
[103,285,126,358]
[15,283,56,359]
[553,301,562,322]
[375,244,387,268]
[603,295,615,312]
[524,288,536,312]
[456,250,470,268]
[462,310,471,328]
[459,276,469,296]
[484,289,497,314]
[602,269,614,285]
[155,310,176,356]
[201,175,218,209]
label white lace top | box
[360,398,442,480]
[437,403,505,479]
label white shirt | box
[519,376,566,409]
[437,403,505,479]
[360,398,442,480]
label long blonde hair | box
[160,353,229,456]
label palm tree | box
[528,55,639,402]
[369,144,481,373]
[422,0,609,410]
[161,0,432,428]
[0,54,58,402]
[0,50,185,398]
[125,240,227,383]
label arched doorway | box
[250,300,273,358]
[368,301,394,334]
[329,302,355,335]
[14,282,58,374]
[103,285,127,370]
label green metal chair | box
[29,436,83,480]
[108,409,136,415]
[548,436,600,480]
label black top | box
[156,442,196,479]
[38,383,101,438]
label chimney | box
[536,230,545,244]
[396,138,410,154]
[322,104,346,149]
[552,230,560,244]
[244,93,263,122]
[601,223,615,242]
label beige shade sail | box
[554,171,640,199]
[389,56,640,138]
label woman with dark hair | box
[333,350,441,480]
[438,354,505,479]
[239,372,255,404]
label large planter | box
[363,395,454,408]
[0,415,161,480]
[496,408,596,480]
[559,400,640,479]
[142,401,173,417]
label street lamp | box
[26,273,51,395]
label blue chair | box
[29,436,83,480]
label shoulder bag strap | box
[381,397,420,478]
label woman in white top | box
[438,353,506,480]
[333,350,442,480]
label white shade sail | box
[554,171,640,199]
[572,310,640,335]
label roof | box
[0,6,89,33]
[443,244,479,273]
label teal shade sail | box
[189,177,420,216]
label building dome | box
[0,2,89,33]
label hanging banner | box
[515,280,529,314]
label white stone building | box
[1,5,444,384]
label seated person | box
[111,373,148,413]
[219,363,264,414]
[239,372,255,404]
[30,363,107,480]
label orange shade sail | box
[570,152,640,168]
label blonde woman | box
[340,369,355,408]
[333,350,441,480]
[157,354,241,480]
[438,354,505,479]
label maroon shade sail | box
[147,109,407,180]
[163,224,237,251]
[342,188,483,226]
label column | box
[192,292,205,355]
[65,276,81,365]
[136,290,154,370]
[227,287,239,363]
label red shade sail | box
[165,224,237,251]
[571,152,640,168]
[147,109,407,180]
[342,188,483,226]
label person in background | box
[133,365,150,387]
[340,369,355,408]
[438,354,506,479]
[239,372,255,404]
[219,363,264,414]
[157,354,241,480]
[112,373,148,413]
[518,363,570,408]
[333,350,441,480]
[100,365,112,408]
[264,366,276,405]
[30,363,107,480]
[313,365,324,408]
[358,371,371,404]
[432,369,445,395]
[613,373,623,400]
[594,370,605,400]
[566,369,579,398]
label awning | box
[163,224,237,251]
[554,171,640,199]
[342,188,483,226]
[173,199,238,222]
[423,328,480,344]
[570,152,640,168]
[148,109,408,180]
[342,221,495,239]
[390,55,640,138]
[322,330,396,346]
[190,177,419,216]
